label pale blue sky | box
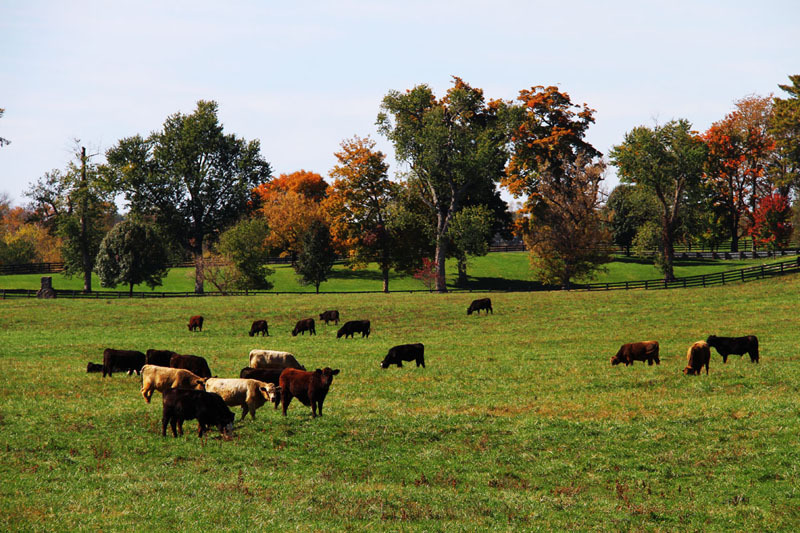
[1,0,798,207]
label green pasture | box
[1,273,800,530]
[0,252,792,293]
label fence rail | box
[3,257,799,299]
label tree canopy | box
[95,218,170,295]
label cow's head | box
[380,357,391,369]
[466,306,473,316]
[315,367,340,387]
[193,378,207,390]
[610,356,622,366]
[682,366,696,375]
[259,383,281,404]
[705,335,717,346]
[249,330,255,337]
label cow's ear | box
[332,369,340,375]
[314,369,322,375]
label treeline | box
[1,76,799,291]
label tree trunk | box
[382,266,390,293]
[80,147,92,293]
[661,216,675,282]
[456,254,468,287]
[730,213,739,252]
[434,212,448,293]
[315,282,320,294]
[129,282,134,297]
[193,245,205,294]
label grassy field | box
[2,273,800,530]
[0,252,792,293]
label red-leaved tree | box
[749,193,793,250]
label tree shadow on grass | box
[451,276,547,292]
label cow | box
[706,335,759,363]
[86,362,108,373]
[337,320,370,339]
[170,353,212,379]
[279,367,340,417]
[610,341,660,366]
[146,349,178,367]
[239,367,283,388]
[161,389,234,438]
[205,378,282,419]
[140,364,207,403]
[381,343,425,369]
[187,315,204,332]
[319,310,340,325]
[292,318,316,337]
[248,349,305,370]
[683,341,711,376]
[467,298,493,316]
[102,348,146,378]
[249,320,270,337]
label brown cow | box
[188,315,204,332]
[249,320,270,337]
[170,353,212,378]
[146,349,178,367]
[319,310,340,325]
[280,367,340,417]
[610,341,660,366]
[683,341,711,375]
[292,318,316,336]
[161,389,234,438]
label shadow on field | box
[611,255,727,267]
[453,276,546,292]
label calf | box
[205,378,281,419]
[170,353,212,379]
[467,298,493,316]
[706,335,759,363]
[146,349,178,367]
[610,341,660,366]
[337,320,371,339]
[248,349,305,370]
[292,318,316,337]
[161,389,234,438]
[249,320,270,337]
[141,364,206,403]
[280,367,340,417]
[187,315,204,332]
[240,367,283,388]
[683,341,711,376]
[319,310,340,325]
[102,348,146,378]
[381,343,425,369]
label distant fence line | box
[2,256,799,300]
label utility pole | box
[80,146,92,293]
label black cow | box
[319,310,340,325]
[337,320,370,339]
[161,389,235,438]
[706,335,760,363]
[146,349,178,367]
[239,367,283,387]
[170,353,212,378]
[292,318,316,336]
[86,362,104,373]
[381,343,425,369]
[467,298,493,316]
[102,349,146,378]
[249,320,270,337]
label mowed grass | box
[0,252,792,293]
[2,275,800,531]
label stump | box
[36,276,57,299]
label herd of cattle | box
[87,297,760,439]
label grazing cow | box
[102,348,146,378]
[205,378,282,419]
[683,341,711,376]
[319,310,340,325]
[381,343,425,369]
[240,367,283,388]
[161,389,234,438]
[248,349,305,370]
[280,367,340,417]
[170,353,212,379]
[706,335,759,363]
[146,349,178,367]
[141,364,206,403]
[187,315,204,332]
[249,320,270,337]
[337,320,370,339]
[610,341,660,366]
[467,298,493,316]
[292,318,316,337]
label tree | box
[604,185,658,256]
[95,219,170,295]
[26,146,115,291]
[260,190,325,264]
[325,136,399,292]
[446,205,494,286]
[0,108,9,147]
[294,220,336,293]
[749,193,793,250]
[769,75,800,192]
[216,217,274,290]
[378,77,510,292]
[610,120,708,281]
[105,100,271,294]
[252,170,328,205]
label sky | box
[1,0,798,208]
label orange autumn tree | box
[253,171,328,262]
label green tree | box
[446,205,494,286]
[294,220,336,293]
[610,120,708,281]
[95,219,170,295]
[0,108,9,147]
[105,100,271,294]
[378,77,510,292]
[605,184,658,256]
[216,217,274,290]
[769,75,800,192]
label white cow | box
[204,378,282,420]
[248,349,305,370]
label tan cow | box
[204,378,282,420]
[683,341,711,375]
[140,364,206,403]
[248,349,305,370]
